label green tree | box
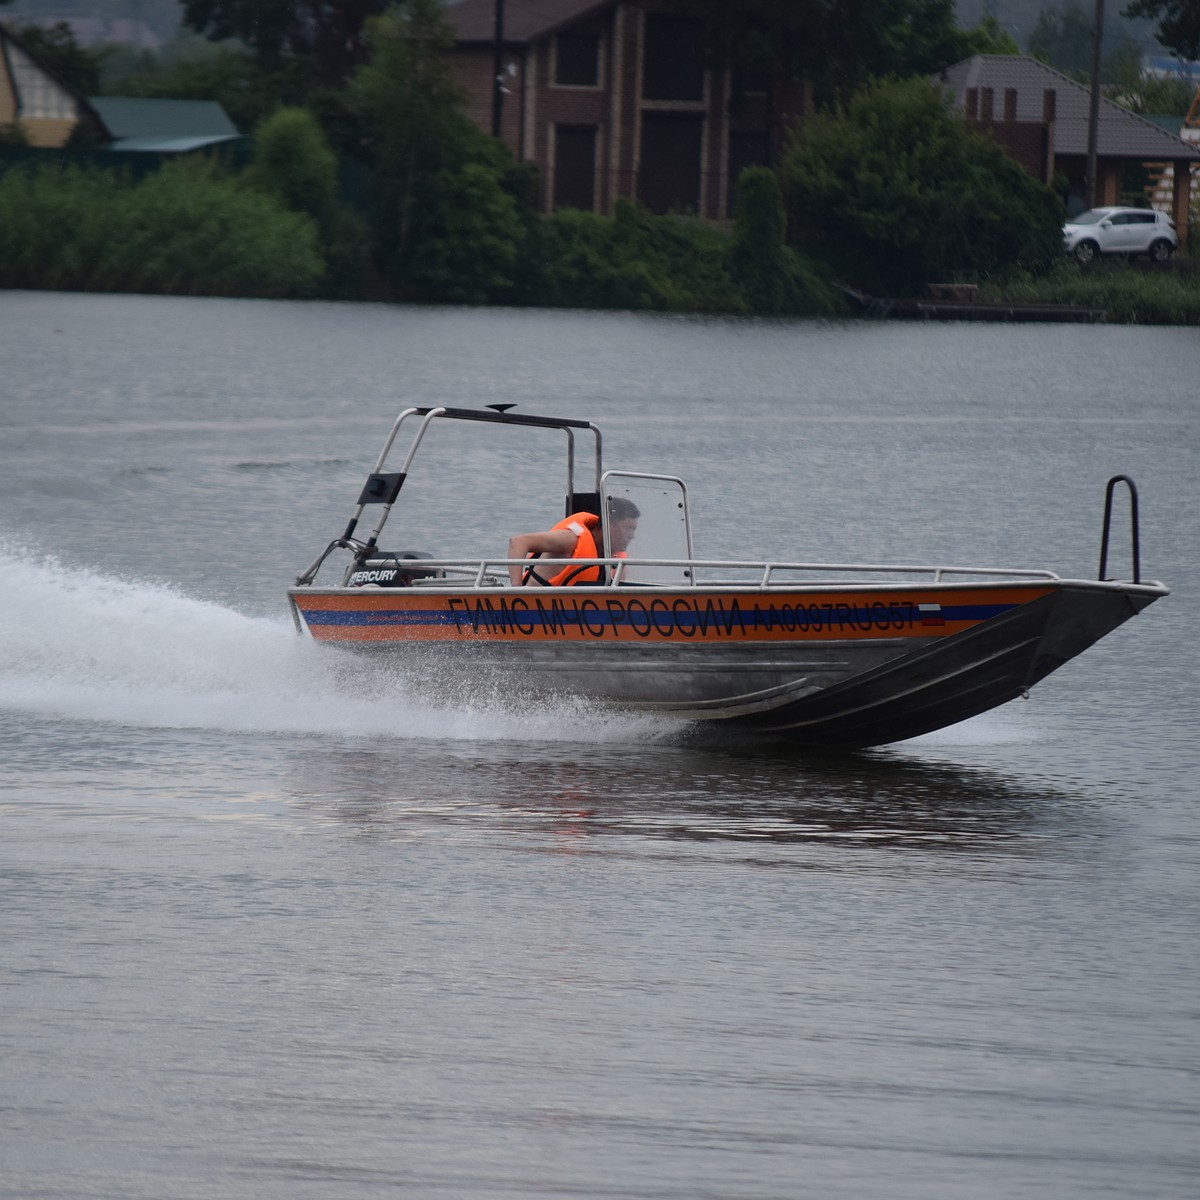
[246,107,339,227]
[181,0,387,83]
[1108,69,1197,113]
[1122,0,1200,60]
[102,44,312,131]
[245,105,371,296]
[1098,38,1197,112]
[729,167,789,308]
[780,76,1064,296]
[408,163,523,303]
[1028,5,1144,80]
[351,0,526,298]
[728,166,833,314]
[671,0,981,107]
[1028,5,1095,75]
[959,16,1022,55]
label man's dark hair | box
[607,496,640,521]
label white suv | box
[1063,207,1177,263]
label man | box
[508,496,640,586]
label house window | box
[638,113,703,214]
[555,34,600,87]
[554,126,597,211]
[642,15,704,102]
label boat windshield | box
[1069,210,1108,224]
[602,472,691,584]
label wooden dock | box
[839,285,1106,324]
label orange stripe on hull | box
[292,586,1055,646]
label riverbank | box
[2,154,1195,324]
[0,158,842,317]
[979,259,1200,325]
[8,264,1197,324]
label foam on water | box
[0,544,671,744]
[0,544,1041,752]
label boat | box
[288,405,1167,748]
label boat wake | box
[0,545,673,744]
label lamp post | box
[1085,0,1104,207]
[491,0,505,138]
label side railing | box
[299,557,1064,591]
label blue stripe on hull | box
[299,602,1020,630]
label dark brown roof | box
[448,0,613,44]
[940,55,1200,161]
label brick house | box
[939,55,1200,240]
[446,0,807,219]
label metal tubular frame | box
[1098,474,1141,583]
[296,406,603,587]
[297,409,1154,597]
[308,556,1066,592]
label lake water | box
[1,291,1197,1200]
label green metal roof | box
[87,97,240,140]
[106,134,244,152]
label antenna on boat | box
[486,403,516,413]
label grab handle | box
[1098,475,1141,583]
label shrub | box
[518,197,837,315]
[518,207,661,310]
[980,261,1200,325]
[407,162,524,303]
[522,202,736,311]
[245,107,339,230]
[0,158,324,297]
[730,167,838,315]
[245,107,371,298]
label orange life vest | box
[544,512,602,586]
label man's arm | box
[507,528,578,586]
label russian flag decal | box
[918,603,945,626]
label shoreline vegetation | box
[1,3,1197,324]
[979,260,1200,325]
[0,152,1195,324]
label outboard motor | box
[345,550,439,588]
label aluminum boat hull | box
[289,578,1164,747]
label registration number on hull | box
[294,587,1051,644]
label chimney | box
[980,87,994,122]
[1042,89,1057,122]
[1004,88,1017,121]
[966,88,978,119]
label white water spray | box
[0,545,669,743]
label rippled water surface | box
[2,292,1197,1199]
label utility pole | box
[1085,0,1104,208]
[491,0,505,138]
